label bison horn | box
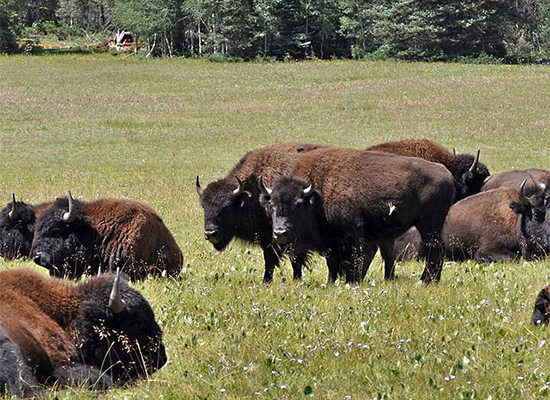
[63,191,76,223]
[303,175,315,197]
[468,149,480,173]
[452,148,457,156]
[233,175,244,196]
[528,172,546,193]
[8,193,18,221]
[258,176,272,196]
[195,175,203,196]
[518,179,531,205]
[109,267,126,314]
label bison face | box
[533,286,550,325]
[452,153,491,200]
[260,176,321,248]
[0,199,36,260]
[196,177,252,251]
[31,197,98,279]
[76,273,167,384]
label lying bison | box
[260,148,455,284]
[196,142,325,283]
[443,175,550,262]
[533,284,550,325]
[367,138,490,201]
[481,168,550,195]
[0,194,52,260]
[31,192,183,280]
[0,268,166,396]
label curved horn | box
[518,179,531,205]
[109,267,126,314]
[62,191,76,223]
[452,148,457,156]
[303,175,315,197]
[8,193,18,221]
[258,176,272,196]
[468,149,480,173]
[233,175,244,196]
[528,172,546,192]
[195,175,203,196]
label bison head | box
[450,150,491,200]
[31,192,99,278]
[259,175,322,249]
[0,194,36,260]
[74,269,167,384]
[196,175,253,251]
[509,175,550,258]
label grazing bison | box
[260,148,455,284]
[0,268,166,396]
[533,284,550,325]
[481,169,550,195]
[443,175,550,262]
[196,142,325,283]
[367,138,490,201]
[31,192,183,280]
[0,194,52,260]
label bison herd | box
[1,138,550,395]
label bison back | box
[481,169,550,195]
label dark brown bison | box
[481,169,550,195]
[443,175,550,262]
[367,138,490,201]
[260,148,455,284]
[31,192,183,280]
[0,268,166,397]
[533,284,550,325]
[0,194,53,260]
[196,142,326,283]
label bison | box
[481,168,550,195]
[0,194,52,260]
[196,142,325,283]
[533,284,550,325]
[259,147,455,284]
[442,175,550,262]
[31,192,183,280]
[367,138,490,201]
[0,268,166,396]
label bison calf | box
[0,194,52,260]
[31,192,183,280]
[260,148,455,284]
[0,268,166,396]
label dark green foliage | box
[0,10,18,53]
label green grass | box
[1,54,550,399]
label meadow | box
[1,54,550,399]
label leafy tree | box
[0,9,18,52]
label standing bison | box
[260,148,455,284]
[196,142,325,283]
[0,194,52,260]
[367,138,490,201]
[443,175,550,262]
[0,268,166,396]
[31,192,183,280]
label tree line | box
[1,0,550,62]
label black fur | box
[0,200,36,260]
[31,197,100,278]
[449,154,490,200]
[533,286,550,325]
[0,330,38,397]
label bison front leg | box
[417,228,444,284]
[379,239,396,280]
[262,245,282,283]
[290,251,308,280]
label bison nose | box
[204,229,220,243]
[273,228,290,244]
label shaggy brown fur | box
[368,138,455,167]
[0,268,166,395]
[32,197,183,280]
[442,188,521,261]
[481,169,550,195]
[262,148,455,283]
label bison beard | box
[31,194,183,280]
[0,268,166,396]
[261,148,455,284]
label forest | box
[1,0,550,62]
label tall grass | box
[1,55,550,399]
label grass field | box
[1,54,550,399]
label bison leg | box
[417,228,444,284]
[262,245,282,283]
[360,243,378,281]
[379,240,396,280]
[290,252,308,280]
[325,252,340,284]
